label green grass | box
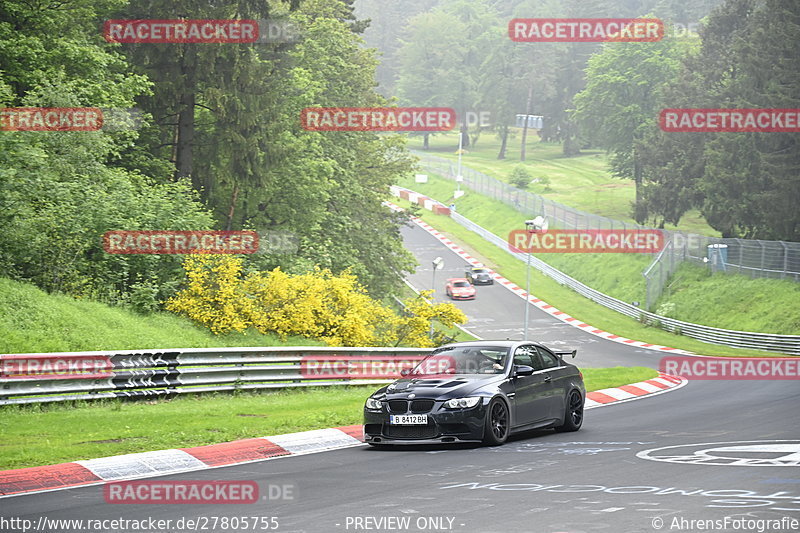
[411,131,719,236]
[0,277,320,354]
[0,366,655,470]
[394,198,784,356]
[397,176,799,336]
[581,366,657,392]
[400,173,651,304]
[655,263,800,334]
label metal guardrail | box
[394,185,800,355]
[0,347,432,405]
[414,151,800,308]
[450,211,800,355]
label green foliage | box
[0,277,319,354]
[655,262,800,334]
[509,165,532,189]
[118,0,417,296]
[166,256,466,346]
[636,0,800,239]
[572,30,688,221]
[0,132,214,301]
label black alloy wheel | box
[483,399,509,445]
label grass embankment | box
[657,263,800,334]
[0,277,320,353]
[0,365,656,470]
[396,174,800,337]
[394,197,783,356]
[411,132,718,236]
[399,173,652,305]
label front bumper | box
[364,401,487,444]
[450,293,476,300]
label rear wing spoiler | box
[554,349,577,359]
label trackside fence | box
[0,347,432,405]
[393,186,800,355]
[414,151,800,308]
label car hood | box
[381,375,500,399]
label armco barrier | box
[393,186,800,355]
[415,151,800,308]
[0,347,431,405]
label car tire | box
[555,390,584,432]
[482,398,509,446]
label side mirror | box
[513,364,534,377]
[400,368,410,377]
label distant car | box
[465,266,494,285]
[363,340,585,446]
[445,278,476,300]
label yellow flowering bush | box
[166,256,467,347]
[390,290,468,348]
[164,255,253,334]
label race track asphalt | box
[1,220,797,533]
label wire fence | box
[445,209,800,355]
[414,151,800,310]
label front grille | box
[388,400,408,413]
[410,400,434,413]
[384,425,438,439]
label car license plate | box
[389,414,428,425]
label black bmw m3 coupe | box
[364,340,585,446]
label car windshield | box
[408,346,509,376]
[473,269,489,274]
[453,281,470,287]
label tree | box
[0,0,213,304]
[634,0,800,239]
[572,30,687,221]
[509,165,531,189]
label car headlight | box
[444,397,481,409]
[365,397,383,410]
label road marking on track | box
[637,440,800,466]
[387,198,695,355]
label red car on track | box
[445,278,476,300]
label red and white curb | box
[585,372,686,408]
[386,199,692,355]
[0,425,366,498]
[0,375,687,498]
